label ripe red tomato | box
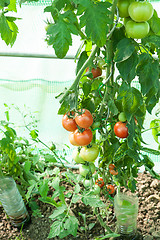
[114,121,128,138]
[107,185,115,194]
[95,177,104,188]
[69,132,79,146]
[109,169,118,175]
[75,109,93,129]
[62,112,77,132]
[109,164,116,170]
[128,1,154,22]
[74,129,93,146]
[86,67,102,79]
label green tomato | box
[79,143,99,162]
[72,148,85,164]
[79,163,96,177]
[118,112,127,122]
[125,20,150,39]
[83,179,94,188]
[92,185,101,195]
[117,0,135,18]
[97,59,106,69]
[128,1,154,22]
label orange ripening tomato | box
[109,164,116,170]
[62,112,77,132]
[95,177,104,188]
[107,185,115,194]
[69,132,79,146]
[109,169,118,175]
[73,129,93,146]
[75,109,93,129]
[86,67,102,79]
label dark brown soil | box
[0,171,160,240]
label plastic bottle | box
[0,177,30,227]
[114,192,141,240]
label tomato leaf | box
[64,216,78,237]
[79,0,111,47]
[114,142,127,162]
[114,38,137,63]
[148,10,160,35]
[76,51,88,75]
[108,99,119,116]
[46,11,78,58]
[136,53,159,95]
[82,81,92,97]
[116,51,139,83]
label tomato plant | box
[79,143,99,162]
[125,20,150,39]
[62,112,77,132]
[79,163,96,177]
[73,129,93,146]
[95,177,104,188]
[114,121,129,138]
[107,185,115,194]
[75,109,93,129]
[86,67,102,79]
[128,1,154,22]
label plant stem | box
[95,207,113,234]
[142,126,160,133]
[59,45,98,104]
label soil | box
[0,171,160,240]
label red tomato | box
[69,132,79,146]
[95,177,104,188]
[74,129,93,146]
[86,67,102,79]
[75,109,93,129]
[109,169,118,175]
[107,185,115,194]
[109,164,116,170]
[114,121,128,138]
[62,112,77,132]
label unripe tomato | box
[117,0,135,18]
[79,143,99,162]
[83,179,93,188]
[74,129,93,146]
[128,1,154,22]
[72,148,85,164]
[86,67,102,79]
[75,109,93,129]
[62,112,77,132]
[125,20,150,39]
[95,177,104,188]
[114,121,128,138]
[118,112,127,122]
[79,163,96,177]
[107,185,115,194]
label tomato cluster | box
[62,109,93,146]
[118,0,154,39]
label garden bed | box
[0,170,160,240]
